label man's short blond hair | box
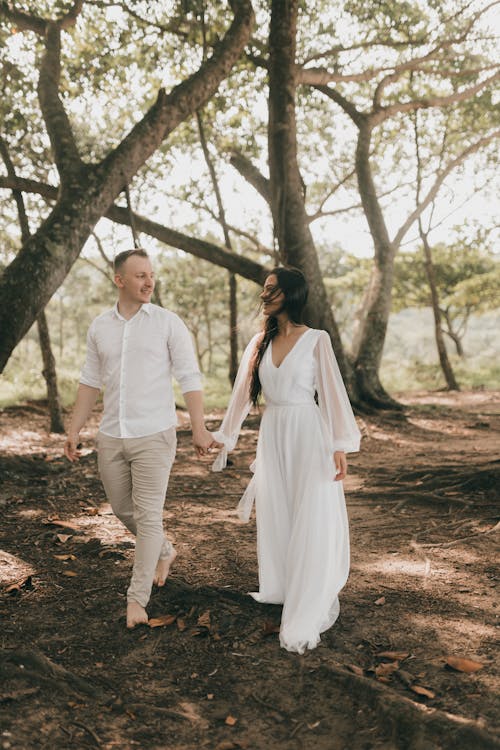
[113,248,149,273]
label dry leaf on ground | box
[44,519,80,531]
[377,651,409,660]
[410,685,436,699]
[5,575,33,594]
[445,656,484,673]
[56,534,72,543]
[375,662,399,678]
[346,664,364,676]
[197,610,211,629]
[148,614,176,628]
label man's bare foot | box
[126,600,148,629]
[153,548,177,587]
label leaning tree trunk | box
[352,122,402,408]
[0,134,65,431]
[419,223,460,391]
[0,0,254,373]
[37,310,65,432]
[268,0,356,396]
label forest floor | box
[0,390,499,750]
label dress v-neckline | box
[270,328,313,369]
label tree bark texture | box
[36,310,66,432]
[419,224,460,391]
[352,123,401,408]
[267,0,354,392]
[0,0,254,373]
[0,135,65,431]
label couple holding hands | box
[64,249,360,655]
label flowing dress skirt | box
[250,402,350,654]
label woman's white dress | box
[212,328,361,654]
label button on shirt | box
[79,303,202,438]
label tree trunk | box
[0,134,66,429]
[352,123,402,408]
[196,110,240,386]
[36,310,65,432]
[442,311,466,357]
[268,0,355,396]
[229,272,238,384]
[0,0,254,373]
[419,227,460,391]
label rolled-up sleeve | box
[79,321,103,390]
[168,314,202,393]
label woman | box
[212,267,361,654]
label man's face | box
[114,255,155,305]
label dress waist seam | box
[265,402,315,409]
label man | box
[64,248,214,628]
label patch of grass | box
[381,356,500,394]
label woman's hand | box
[334,451,347,481]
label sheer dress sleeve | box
[314,330,361,454]
[211,332,261,472]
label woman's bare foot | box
[126,600,148,628]
[153,548,177,587]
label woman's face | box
[261,274,285,317]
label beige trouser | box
[97,428,177,608]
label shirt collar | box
[112,302,152,321]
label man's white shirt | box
[80,302,202,438]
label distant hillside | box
[380,308,500,391]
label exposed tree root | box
[0,649,108,700]
[317,662,499,750]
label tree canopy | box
[1,0,498,406]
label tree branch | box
[372,72,500,123]
[0,175,58,200]
[0,0,83,33]
[87,0,191,36]
[299,64,394,86]
[0,174,268,284]
[392,128,500,247]
[229,149,271,204]
[0,137,31,241]
[314,85,366,128]
[0,1,46,34]
[99,0,255,191]
[58,0,84,29]
[107,205,267,284]
[37,22,83,178]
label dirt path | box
[0,391,499,749]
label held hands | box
[192,427,223,457]
[334,451,347,481]
[64,433,82,463]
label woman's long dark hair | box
[249,267,308,405]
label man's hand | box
[334,451,347,481]
[64,433,82,462]
[192,427,217,457]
